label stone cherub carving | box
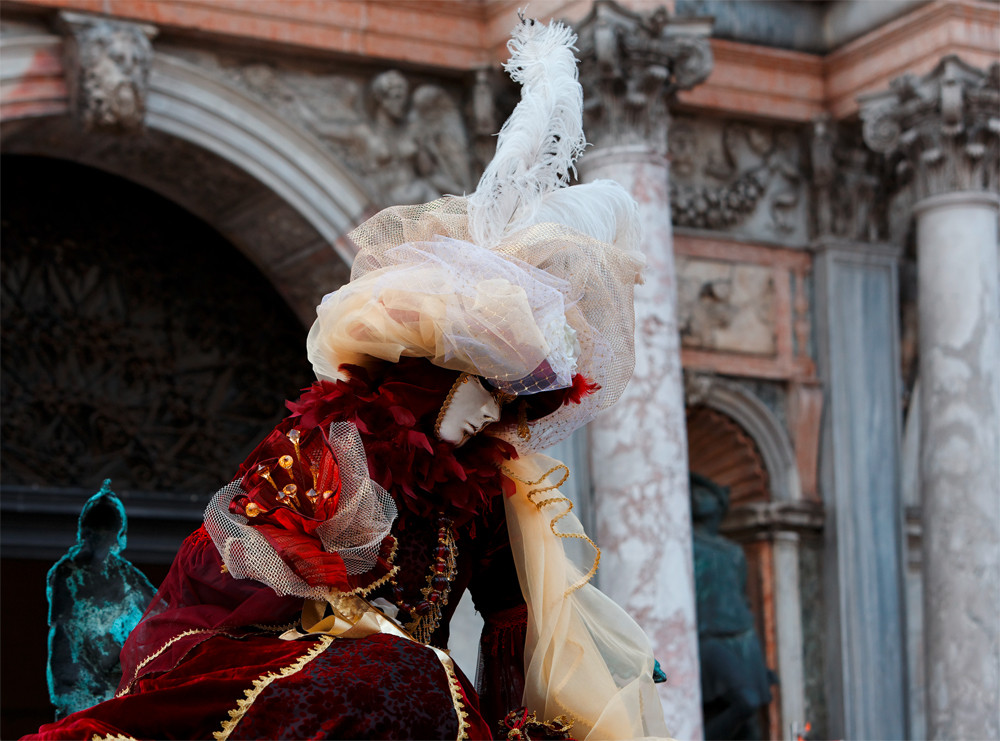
[47,480,155,718]
[690,473,775,740]
[303,69,471,207]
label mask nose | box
[480,400,501,424]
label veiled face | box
[436,375,501,447]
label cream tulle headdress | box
[306,15,644,454]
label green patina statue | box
[46,480,156,719]
[691,473,776,740]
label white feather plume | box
[533,180,641,255]
[468,15,586,249]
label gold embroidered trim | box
[500,462,601,595]
[117,628,213,698]
[213,635,334,741]
[91,734,139,741]
[435,649,471,741]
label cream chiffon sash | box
[502,454,672,741]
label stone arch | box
[688,376,803,502]
[1,31,374,324]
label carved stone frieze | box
[860,55,1000,201]
[214,60,474,208]
[58,12,157,133]
[669,116,807,242]
[677,257,777,355]
[575,0,713,151]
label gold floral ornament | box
[500,707,575,740]
[203,421,399,602]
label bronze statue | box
[691,473,775,740]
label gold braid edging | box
[501,462,601,596]
[433,648,471,741]
[91,734,139,741]
[117,628,214,698]
[213,635,334,741]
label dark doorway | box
[1,155,315,736]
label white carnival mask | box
[435,374,501,447]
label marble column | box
[574,4,713,738]
[862,56,1000,740]
[913,191,999,740]
[580,146,702,738]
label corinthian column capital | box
[859,56,1000,200]
[575,0,713,153]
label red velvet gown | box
[28,358,532,741]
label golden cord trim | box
[213,635,334,741]
[500,462,601,596]
[117,628,213,698]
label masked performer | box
[29,16,670,741]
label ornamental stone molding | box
[860,55,1000,201]
[58,12,157,133]
[574,0,713,152]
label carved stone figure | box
[691,473,775,740]
[574,0,713,151]
[47,480,155,718]
[860,55,1000,201]
[59,12,157,133]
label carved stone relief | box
[669,116,808,243]
[677,257,777,355]
[190,55,476,208]
[58,12,157,133]
[575,0,713,151]
[860,56,1000,201]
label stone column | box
[862,56,1000,740]
[574,3,712,738]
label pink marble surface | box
[581,147,703,740]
